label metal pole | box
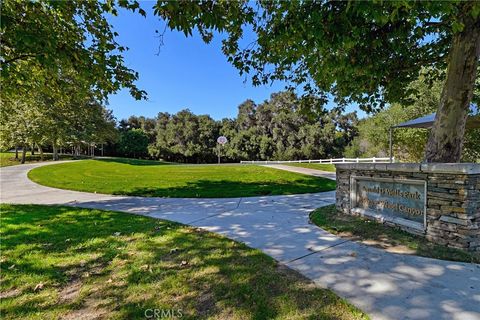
[389,127,393,163]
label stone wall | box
[335,163,480,251]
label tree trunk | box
[15,145,18,159]
[31,144,35,155]
[21,146,26,164]
[39,146,44,161]
[52,142,59,161]
[425,8,480,163]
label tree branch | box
[2,54,39,65]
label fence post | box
[342,157,345,163]
[356,158,359,163]
[373,157,376,163]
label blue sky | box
[107,5,363,121]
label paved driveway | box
[262,163,337,180]
[1,162,479,320]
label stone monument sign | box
[351,176,426,230]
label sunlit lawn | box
[0,204,367,320]
[285,163,336,172]
[28,158,336,198]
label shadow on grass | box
[94,157,171,166]
[113,178,337,198]
[1,204,364,320]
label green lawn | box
[310,205,480,264]
[0,152,72,167]
[0,204,367,320]
[28,158,336,198]
[285,163,336,172]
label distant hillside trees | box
[143,91,358,163]
[118,116,157,144]
[148,110,220,163]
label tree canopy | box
[1,0,146,101]
[345,73,479,162]
[147,91,357,163]
[118,128,149,158]
[1,0,140,161]
[2,1,479,163]
[151,0,480,162]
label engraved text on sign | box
[351,177,426,229]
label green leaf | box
[471,4,480,18]
[452,21,464,33]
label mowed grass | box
[310,205,480,264]
[0,204,367,320]
[0,152,72,167]
[286,163,336,172]
[28,158,336,198]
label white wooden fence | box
[240,157,393,164]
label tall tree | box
[219,91,357,162]
[118,128,149,158]
[118,116,156,143]
[149,110,220,163]
[151,0,480,162]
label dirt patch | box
[0,288,21,299]
[361,239,416,254]
[335,231,416,254]
[196,291,216,316]
[61,297,109,320]
[58,280,83,303]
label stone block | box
[440,206,466,214]
[420,163,480,174]
[428,191,459,200]
[439,216,469,226]
[428,199,452,206]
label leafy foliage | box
[1,0,146,101]
[146,91,358,163]
[345,74,479,162]
[118,128,149,158]
[151,1,480,111]
[1,0,138,160]
[151,1,480,162]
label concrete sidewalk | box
[1,162,479,320]
[261,164,337,180]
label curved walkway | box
[262,163,337,180]
[1,162,479,320]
